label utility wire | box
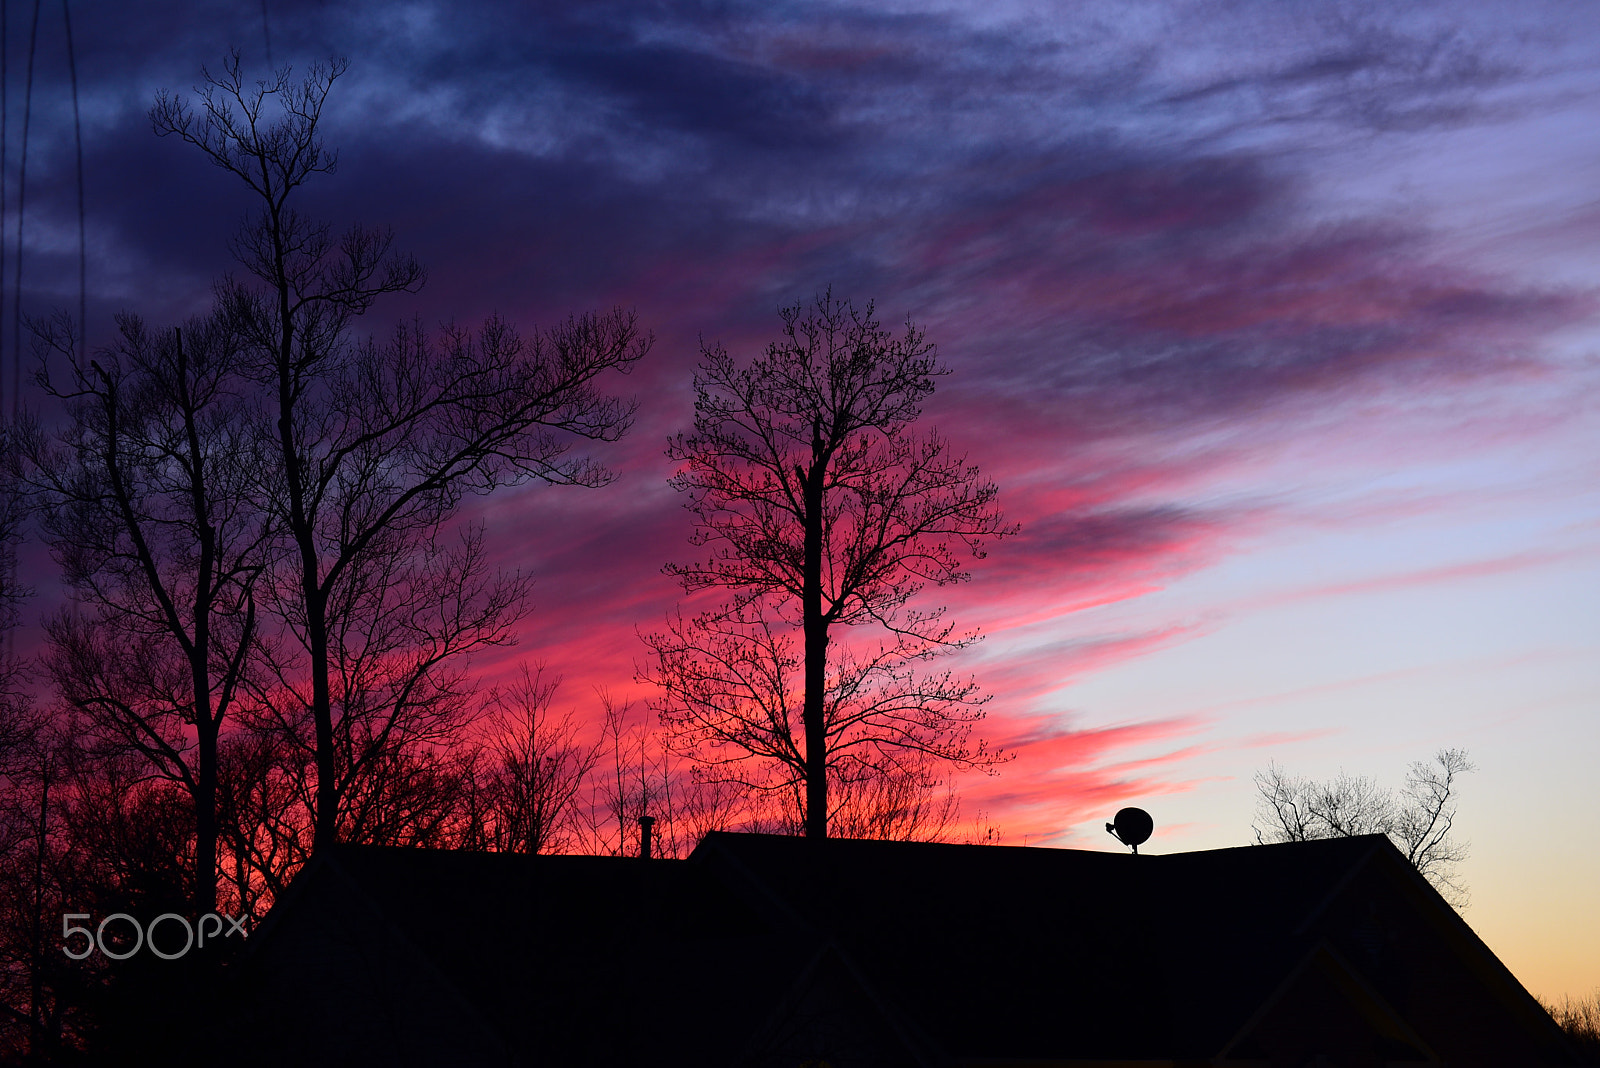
[1,0,9,421]
[12,0,39,420]
[0,0,7,668]
[62,0,82,370]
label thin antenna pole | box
[62,0,82,370]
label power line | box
[12,0,39,420]
[62,0,81,370]
[1,0,9,421]
[0,0,5,669]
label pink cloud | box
[1241,543,1600,613]
[949,712,1214,844]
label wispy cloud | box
[14,0,1597,823]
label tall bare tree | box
[650,291,1013,838]
[240,519,525,861]
[1253,748,1475,905]
[151,56,651,851]
[25,310,270,916]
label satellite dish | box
[1105,807,1154,853]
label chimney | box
[637,815,655,860]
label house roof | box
[692,831,1410,1060]
[271,843,816,1066]
[241,832,1575,1066]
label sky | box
[7,0,1598,1000]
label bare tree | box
[650,291,1013,838]
[1540,990,1600,1063]
[644,600,982,838]
[1253,748,1475,905]
[0,736,70,1063]
[827,752,962,842]
[1390,748,1475,900]
[0,414,37,853]
[0,426,55,1060]
[24,310,270,917]
[580,694,675,857]
[670,773,757,849]
[151,55,651,851]
[1253,765,1391,841]
[0,427,117,1062]
[0,719,204,1063]
[478,663,600,855]
[241,521,525,862]
[214,729,308,908]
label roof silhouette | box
[231,832,1578,1066]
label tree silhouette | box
[644,601,977,839]
[0,426,57,1060]
[1540,991,1600,1063]
[1253,748,1475,905]
[477,663,601,855]
[25,310,270,917]
[151,55,651,852]
[650,291,1013,838]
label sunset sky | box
[11,0,1599,1000]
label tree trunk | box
[308,595,338,851]
[28,756,49,1059]
[267,229,343,853]
[802,444,828,839]
[194,713,218,916]
[192,589,217,914]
